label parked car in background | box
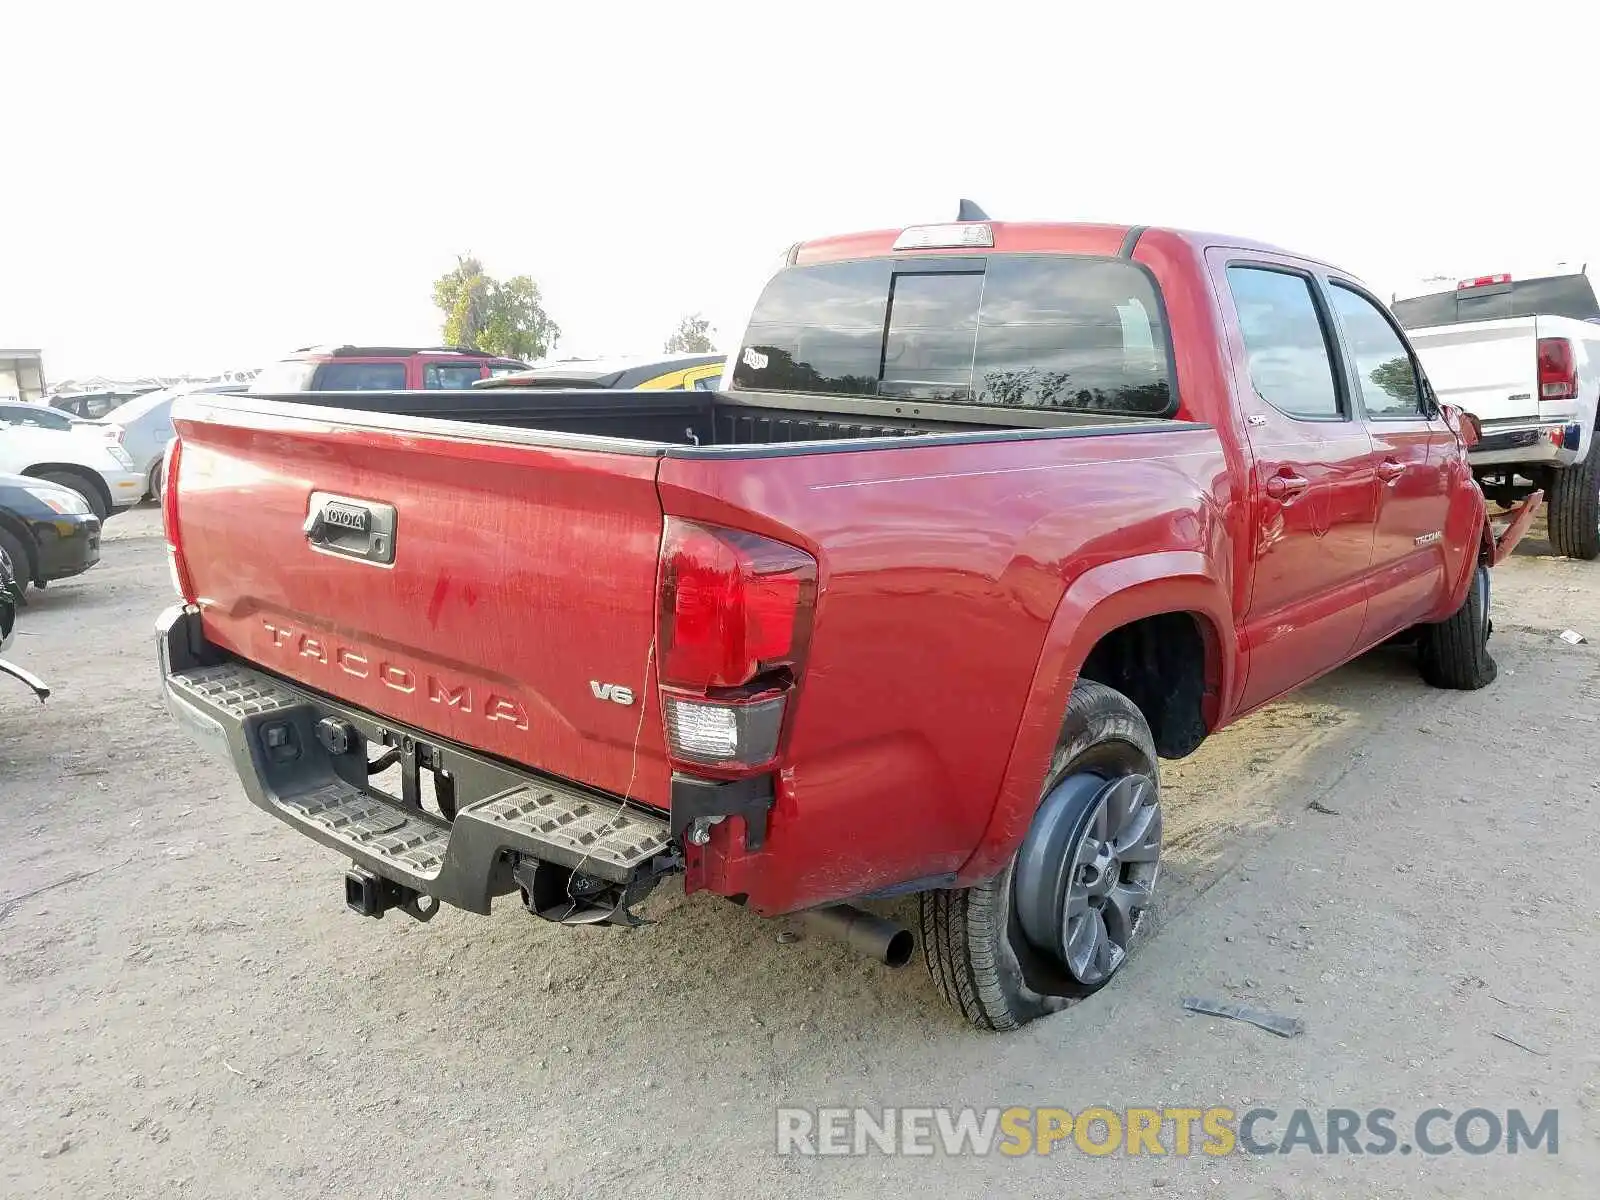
[85,382,248,499]
[50,388,158,419]
[474,353,726,392]
[249,346,528,393]
[0,412,142,519]
[156,210,1535,1032]
[1393,268,1600,558]
[0,472,100,594]
[0,536,50,702]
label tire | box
[147,461,163,502]
[920,680,1162,1031]
[1547,434,1600,560]
[36,471,108,522]
[0,527,31,595]
[1418,563,1496,690]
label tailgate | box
[1408,318,1538,422]
[171,399,672,808]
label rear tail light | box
[161,437,196,602]
[656,519,816,776]
[1537,337,1578,400]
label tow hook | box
[344,866,438,922]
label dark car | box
[0,472,102,594]
[0,539,49,701]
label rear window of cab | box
[732,255,1175,416]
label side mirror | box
[1439,402,1482,448]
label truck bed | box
[234,386,1167,454]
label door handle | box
[1265,472,1310,500]
[1377,458,1405,484]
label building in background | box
[0,350,45,404]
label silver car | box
[91,382,247,499]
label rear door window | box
[733,256,1175,416]
[424,361,487,389]
[313,362,407,390]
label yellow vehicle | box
[473,353,725,393]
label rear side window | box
[1328,284,1423,419]
[1226,267,1342,420]
[313,362,407,390]
[423,362,485,389]
[733,256,1175,416]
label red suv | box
[249,345,528,393]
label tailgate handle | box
[304,492,398,566]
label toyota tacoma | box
[155,208,1537,1030]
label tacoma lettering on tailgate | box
[261,620,530,729]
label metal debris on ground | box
[1489,1030,1548,1056]
[1306,799,1340,815]
[1559,629,1587,645]
[1182,996,1305,1038]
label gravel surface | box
[2,506,1596,1198]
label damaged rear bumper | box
[1489,489,1544,565]
[156,605,676,919]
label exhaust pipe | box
[800,904,914,968]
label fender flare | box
[954,550,1236,884]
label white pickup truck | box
[1392,270,1600,559]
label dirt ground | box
[1,506,1596,1198]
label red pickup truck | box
[157,213,1538,1031]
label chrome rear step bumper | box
[157,606,672,914]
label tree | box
[665,313,716,354]
[1368,356,1418,404]
[433,255,561,361]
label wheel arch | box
[955,551,1235,884]
[0,511,39,582]
[21,463,113,514]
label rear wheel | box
[147,460,163,502]
[36,471,108,522]
[1547,435,1600,560]
[1418,563,1496,690]
[920,681,1162,1031]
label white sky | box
[4,0,1597,381]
